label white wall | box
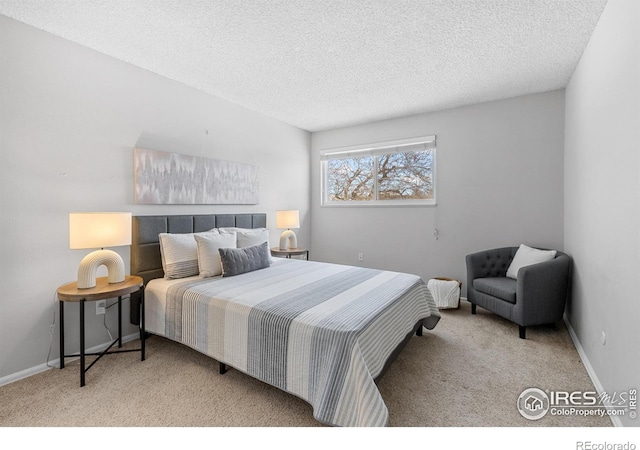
[0,16,310,380]
[311,91,566,287]
[564,0,640,427]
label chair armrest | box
[466,252,484,284]
[517,254,571,324]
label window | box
[321,136,436,206]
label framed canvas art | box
[134,147,259,205]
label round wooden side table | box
[270,247,309,260]
[57,275,145,386]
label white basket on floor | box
[427,277,461,309]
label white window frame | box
[320,135,436,207]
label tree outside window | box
[322,137,436,206]
[326,156,374,201]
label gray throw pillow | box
[218,242,271,277]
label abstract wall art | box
[134,147,259,204]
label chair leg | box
[519,326,526,339]
[471,304,476,315]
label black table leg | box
[59,301,65,369]
[80,300,85,387]
[117,296,122,348]
[141,288,146,361]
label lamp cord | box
[45,289,59,368]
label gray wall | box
[0,16,310,381]
[311,91,566,288]
[564,0,639,427]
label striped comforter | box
[149,258,440,427]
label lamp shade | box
[276,210,300,229]
[69,212,132,249]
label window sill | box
[321,201,436,208]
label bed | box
[129,213,440,427]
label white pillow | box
[506,244,557,279]
[194,232,237,278]
[219,227,269,248]
[159,230,218,279]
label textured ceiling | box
[0,0,607,132]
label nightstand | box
[270,247,309,260]
[57,275,145,386]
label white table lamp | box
[69,212,132,289]
[276,210,300,250]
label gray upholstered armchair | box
[465,246,571,339]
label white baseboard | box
[0,332,140,388]
[563,315,621,427]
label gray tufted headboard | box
[131,213,267,285]
[129,213,267,325]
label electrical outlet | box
[96,300,106,315]
[358,253,364,262]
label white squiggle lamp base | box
[77,249,125,289]
[279,230,298,250]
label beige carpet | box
[0,301,611,428]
